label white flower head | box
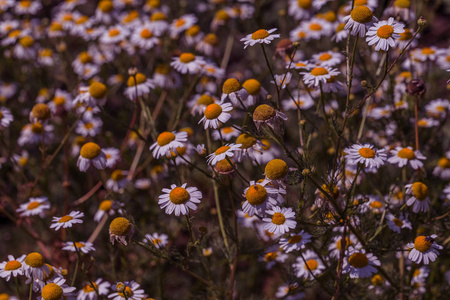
[240,28,280,49]
[407,235,443,265]
[50,211,84,231]
[388,146,426,169]
[366,17,405,51]
[158,183,202,216]
[343,246,380,278]
[345,143,387,169]
[262,206,296,234]
[279,230,312,253]
[343,5,378,37]
[150,131,188,159]
[0,254,26,281]
[405,182,431,213]
[198,101,233,129]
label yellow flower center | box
[204,33,218,45]
[371,274,383,286]
[179,53,195,63]
[25,252,44,268]
[251,29,269,40]
[311,67,329,76]
[354,0,368,5]
[304,259,318,270]
[99,200,112,211]
[264,252,277,261]
[83,283,98,293]
[19,36,34,48]
[186,25,200,37]
[370,201,383,209]
[118,286,133,298]
[377,25,394,39]
[413,269,421,277]
[288,235,302,244]
[421,47,435,55]
[127,73,146,86]
[222,78,241,94]
[31,103,51,120]
[109,217,131,236]
[98,0,113,12]
[59,215,73,223]
[236,133,256,149]
[336,237,352,251]
[169,187,190,204]
[348,252,369,268]
[215,159,234,173]
[20,0,31,7]
[411,182,428,201]
[336,23,345,32]
[75,15,89,24]
[0,294,8,300]
[215,146,231,156]
[151,12,166,21]
[175,18,186,27]
[4,260,21,271]
[75,242,85,248]
[261,139,271,150]
[399,29,412,41]
[221,127,234,134]
[19,157,28,166]
[123,11,139,23]
[108,28,120,37]
[140,28,153,39]
[89,82,107,99]
[394,0,410,8]
[297,0,311,9]
[435,105,445,112]
[196,94,214,106]
[350,6,373,24]
[53,96,66,106]
[253,104,276,121]
[397,148,415,159]
[204,103,222,119]
[111,170,125,181]
[265,159,288,180]
[358,147,375,158]
[309,23,322,31]
[323,11,337,22]
[319,53,332,61]
[393,218,403,227]
[39,49,53,57]
[414,236,433,252]
[156,132,175,146]
[215,9,229,21]
[27,201,41,210]
[246,184,268,205]
[83,122,94,130]
[31,123,44,134]
[78,52,92,64]
[242,79,261,95]
[272,212,286,225]
[438,157,450,168]
[80,142,101,159]
[41,283,63,300]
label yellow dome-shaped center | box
[31,123,44,134]
[151,12,166,21]
[118,286,134,298]
[377,25,394,39]
[127,73,146,86]
[265,159,288,180]
[414,236,432,252]
[31,103,51,120]
[140,28,153,39]
[41,283,63,300]
[253,104,276,121]
[58,215,73,223]
[186,25,200,37]
[438,157,450,168]
[411,182,428,201]
[236,133,256,149]
[251,29,269,40]
[304,259,318,270]
[98,0,113,12]
[111,170,125,181]
[27,201,41,210]
[222,78,241,94]
[348,252,369,268]
[196,94,214,106]
[80,142,101,159]
[358,147,375,158]
[394,0,410,8]
[89,82,107,99]
[288,235,302,244]
[204,103,222,119]
[311,67,329,76]
[19,36,34,48]
[371,274,383,286]
[83,283,98,293]
[169,187,190,204]
[156,132,175,146]
[309,23,322,31]
[399,29,412,41]
[246,184,267,205]
[25,252,44,268]
[99,200,112,211]
[272,212,286,225]
[319,53,332,61]
[397,148,415,159]
[297,0,311,9]
[109,217,131,236]
[5,260,22,271]
[242,79,261,95]
[393,218,403,227]
[179,53,195,63]
[350,6,373,24]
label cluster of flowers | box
[0,0,449,298]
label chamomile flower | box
[78,279,111,300]
[288,0,314,20]
[416,117,439,128]
[281,90,315,111]
[366,17,405,51]
[158,183,202,216]
[75,118,103,137]
[15,0,42,15]
[109,217,134,246]
[30,103,51,124]
[328,234,359,259]
[48,90,72,114]
[275,282,303,299]
[301,66,340,87]
[242,180,282,217]
[264,159,289,187]
[425,98,449,118]
[206,143,242,165]
[263,206,296,234]
[106,170,129,193]
[169,14,197,38]
[343,5,377,37]
[293,250,326,279]
[386,213,412,233]
[198,101,233,129]
[103,147,120,168]
[343,247,380,278]
[196,33,219,56]
[221,78,249,106]
[407,235,443,265]
[77,142,107,172]
[212,126,240,141]
[143,233,169,249]
[100,26,129,44]
[405,182,431,213]
[253,104,287,132]
[0,255,25,281]
[345,143,387,169]
[240,28,280,49]
[50,211,84,231]
[62,241,95,254]
[332,23,348,42]
[312,51,345,67]
[16,197,51,218]
[433,154,450,180]
[279,230,312,253]
[23,252,50,280]
[388,146,426,169]
[0,107,14,128]
[123,73,155,101]
[301,18,332,40]
[170,52,205,75]
[94,200,124,222]
[271,72,292,89]
[150,131,188,159]
[242,78,267,107]
[40,278,76,300]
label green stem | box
[15,277,22,300]
[260,44,280,109]
[28,275,33,300]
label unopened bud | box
[292,41,300,48]
[128,67,138,76]
[302,169,310,176]
[199,227,207,234]
[266,94,272,101]
[417,16,427,27]
[406,78,426,96]
[361,80,369,88]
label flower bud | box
[406,78,426,96]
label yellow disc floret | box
[246,184,267,205]
[358,147,375,158]
[411,182,428,201]
[215,145,231,155]
[222,78,241,94]
[297,0,312,9]
[169,187,190,204]
[397,148,415,159]
[265,159,288,180]
[99,200,112,211]
[156,132,175,146]
[179,53,195,63]
[4,260,21,270]
[41,283,63,300]
[438,157,450,169]
[253,104,276,121]
[109,217,132,236]
[80,142,101,159]
[394,0,410,8]
[311,67,329,76]
[348,252,369,268]
[304,259,318,270]
[271,212,286,225]
[31,103,51,120]
[377,25,394,39]
[288,235,302,244]
[414,236,432,252]
[89,82,107,99]
[236,133,256,149]
[58,215,73,223]
[350,6,373,24]
[242,79,261,95]
[25,252,44,268]
[196,94,214,106]
[204,103,222,119]
[251,29,269,40]
[127,73,147,86]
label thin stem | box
[260,44,280,109]
[15,277,22,300]
[28,275,33,300]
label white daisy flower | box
[301,66,340,88]
[410,266,430,284]
[263,206,296,234]
[328,234,359,259]
[332,23,348,42]
[220,78,249,106]
[300,18,332,40]
[293,250,326,279]
[242,78,267,106]
[433,154,450,180]
[212,126,240,141]
[23,252,50,280]
[148,12,169,36]
[50,211,84,231]
[312,51,345,67]
[62,241,95,254]
[405,182,431,213]
[107,281,146,300]
[77,142,107,172]
[17,122,54,147]
[106,170,129,193]
[150,131,188,159]
[158,183,202,216]
[198,101,233,129]
[109,217,134,246]
[78,278,111,300]
[170,52,205,74]
[48,89,72,114]
[0,107,14,128]
[40,278,76,300]
[366,17,405,51]
[169,14,197,38]
[187,93,216,116]
[345,143,387,169]
[271,72,292,89]
[0,254,25,281]
[386,213,412,233]
[15,0,42,15]
[416,117,440,128]
[388,146,426,169]
[343,246,380,278]
[16,196,51,218]
[100,26,129,44]
[240,28,280,49]
[279,230,312,253]
[241,180,283,217]
[75,117,103,137]
[260,247,288,270]
[424,98,449,118]
[124,73,155,101]
[94,199,124,222]
[288,0,314,20]
[103,147,120,168]
[281,90,315,111]
[343,5,378,37]
[143,232,169,249]
[206,143,242,165]
[407,235,443,265]
[275,282,303,299]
